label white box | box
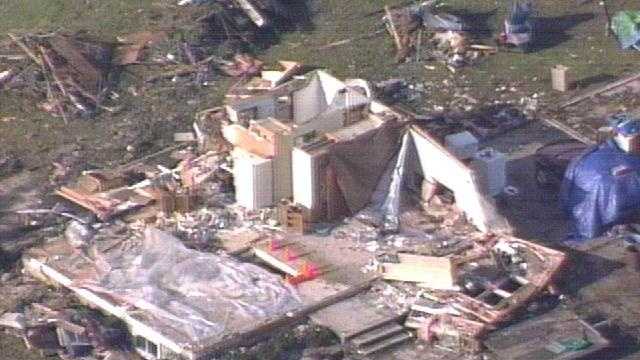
[445,131,479,160]
[232,148,273,210]
[470,148,506,196]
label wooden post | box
[602,0,612,37]
[384,6,403,52]
[416,29,423,62]
[551,65,572,92]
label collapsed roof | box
[24,227,301,359]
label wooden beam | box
[252,247,300,276]
[7,33,42,66]
[384,6,403,51]
[559,71,640,109]
[541,118,596,145]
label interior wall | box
[292,75,328,124]
[410,128,510,233]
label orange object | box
[285,261,320,285]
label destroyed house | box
[23,228,302,360]
[223,67,509,232]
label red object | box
[285,261,320,285]
[284,248,298,261]
[268,239,283,251]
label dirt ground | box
[3,0,640,359]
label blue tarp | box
[560,140,640,241]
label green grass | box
[1,0,640,168]
[0,0,163,35]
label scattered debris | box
[115,30,169,65]
[499,1,535,52]
[8,33,114,118]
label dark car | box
[534,139,589,188]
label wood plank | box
[384,6,403,51]
[559,71,640,109]
[253,247,300,276]
[379,255,457,290]
[541,118,596,145]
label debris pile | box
[7,33,114,119]
[383,2,496,67]
[0,56,620,360]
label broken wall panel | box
[252,119,294,202]
[292,74,329,124]
[222,124,276,158]
[410,127,510,233]
[225,95,278,125]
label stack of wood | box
[8,33,113,120]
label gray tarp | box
[329,120,404,215]
[76,228,301,345]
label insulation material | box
[75,228,301,345]
[380,132,412,232]
[329,121,403,214]
[232,148,274,210]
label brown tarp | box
[328,120,404,214]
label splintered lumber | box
[145,55,223,83]
[379,254,457,290]
[55,187,118,220]
[542,117,596,145]
[40,46,89,113]
[602,0,612,36]
[232,0,268,27]
[318,29,386,50]
[48,36,101,92]
[7,33,42,65]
